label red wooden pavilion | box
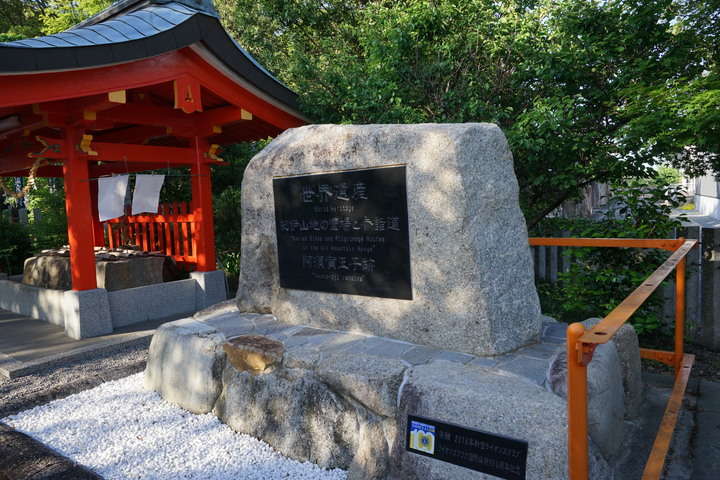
[0,0,306,292]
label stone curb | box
[0,330,154,379]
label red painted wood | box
[88,179,105,247]
[149,222,157,252]
[0,49,305,130]
[62,127,97,291]
[191,137,216,271]
[85,142,197,165]
[174,75,203,114]
[172,202,181,256]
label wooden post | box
[190,137,216,271]
[63,127,97,291]
[88,178,106,247]
[567,322,589,480]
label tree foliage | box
[0,0,112,38]
[226,0,718,228]
[40,0,113,34]
[0,0,47,38]
[536,179,687,345]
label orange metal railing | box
[103,202,197,270]
[529,237,698,479]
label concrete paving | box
[0,309,185,379]
[0,307,718,478]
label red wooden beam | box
[94,125,170,144]
[0,109,46,141]
[88,162,184,177]
[0,165,63,177]
[87,141,196,164]
[0,49,305,131]
[94,102,193,128]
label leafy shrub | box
[26,178,68,251]
[534,179,686,347]
[0,215,33,275]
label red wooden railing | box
[103,202,197,270]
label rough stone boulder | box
[22,248,178,291]
[237,123,541,356]
[223,335,285,374]
[144,318,226,414]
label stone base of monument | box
[145,306,642,479]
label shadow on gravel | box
[0,423,102,480]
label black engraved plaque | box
[406,415,529,480]
[273,166,412,299]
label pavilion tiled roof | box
[0,0,299,112]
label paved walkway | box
[0,308,179,379]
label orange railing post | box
[567,322,590,480]
[674,254,686,378]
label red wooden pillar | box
[89,178,106,247]
[63,127,98,290]
[190,136,216,271]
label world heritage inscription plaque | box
[273,165,412,300]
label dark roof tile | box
[0,1,300,112]
[88,24,133,43]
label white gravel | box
[3,372,348,480]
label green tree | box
[226,0,717,228]
[0,216,33,275]
[26,177,68,251]
[40,0,113,34]
[536,179,687,345]
[0,0,47,38]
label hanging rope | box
[0,157,47,199]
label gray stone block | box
[392,363,574,479]
[400,345,444,365]
[516,342,561,360]
[0,279,66,326]
[362,338,413,358]
[467,356,502,368]
[335,336,392,354]
[262,324,303,341]
[692,381,720,480]
[214,365,389,476]
[237,123,541,356]
[144,318,226,414]
[541,320,568,344]
[497,356,550,386]
[581,318,643,420]
[316,332,366,352]
[282,334,312,348]
[316,353,409,417]
[63,289,112,339]
[191,270,228,310]
[283,344,323,370]
[199,311,255,338]
[107,278,197,327]
[430,350,475,364]
[546,342,625,458]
